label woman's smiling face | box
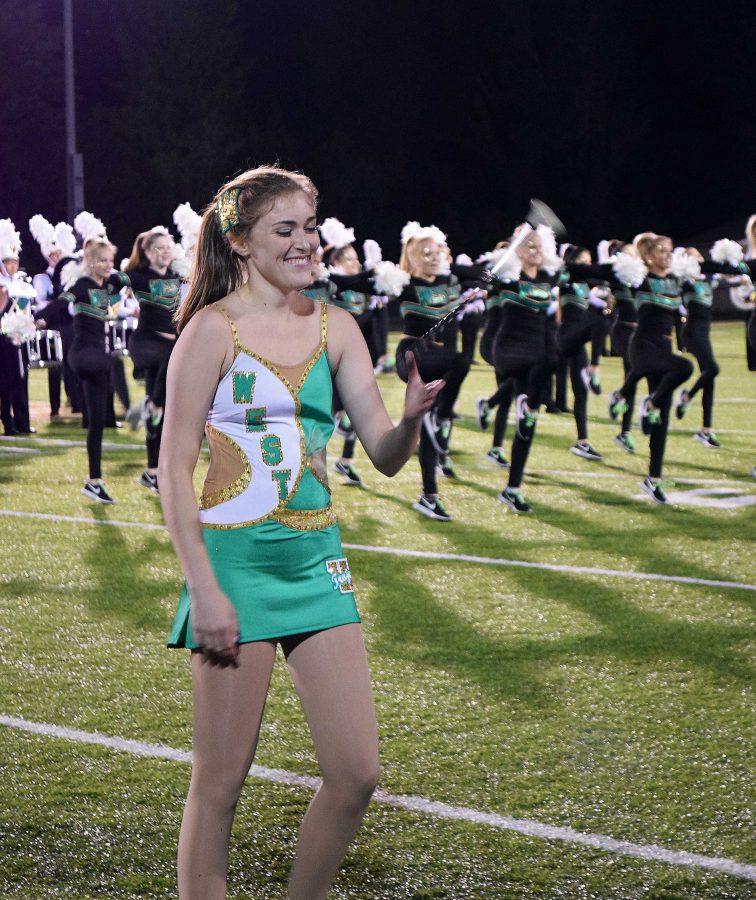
[234,191,320,292]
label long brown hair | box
[176,165,318,333]
[123,229,168,272]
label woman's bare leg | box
[285,624,380,900]
[178,640,277,899]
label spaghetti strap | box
[215,306,241,353]
[320,300,328,346]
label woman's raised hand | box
[402,351,445,421]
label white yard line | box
[0,446,41,455]
[0,508,753,592]
[1,714,753,881]
[0,435,144,451]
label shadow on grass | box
[363,555,755,710]
[77,505,177,633]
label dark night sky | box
[2,0,754,274]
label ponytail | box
[176,206,242,332]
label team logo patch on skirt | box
[326,558,354,594]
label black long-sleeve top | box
[493,268,557,346]
[129,265,181,336]
[398,264,488,338]
[59,271,131,346]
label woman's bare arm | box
[328,306,443,476]
[159,308,239,662]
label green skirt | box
[167,521,360,648]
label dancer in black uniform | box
[488,227,560,513]
[674,247,722,447]
[394,224,480,520]
[0,220,35,435]
[557,245,606,461]
[601,236,745,502]
[125,227,181,493]
[605,241,641,454]
[476,244,518,468]
[58,238,130,502]
[29,216,77,420]
[313,219,381,487]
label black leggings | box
[612,323,637,433]
[460,312,483,363]
[626,334,693,410]
[372,305,389,362]
[558,318,593,442]
[747,310,756,370]
[130,333,174,470]
[487,372,514,448]
[683,319,719,429]
[397,337,471,495]
[69,343,110,480]
[565,346,589,441]
[627,334,693,479]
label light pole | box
[64,0,84,221]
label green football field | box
[0,321,754,898]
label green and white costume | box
[168,302,359,647]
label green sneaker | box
[608,390,628,420]
[694,430,721,449]
[486,447,510,468]
[675,389,690,420]
[640,396,661,434]
[614,432,635,454]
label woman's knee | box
[323,760,380,807]
[188,762,248,814]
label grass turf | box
[0,321,754,897]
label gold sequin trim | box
[307,450,331,494]
[199,425,251,509]
[273,505,337,531]
[216,301,329,398]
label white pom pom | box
[401,221,422,245]
[74,211,107,241]
[612,251,647,288]
[7,276,37,302]
[400,221,446,246]
[315,261,330,282]
[119,257,130,271]
[710,238,743,266]
[541,251,564,277]
[373,260,410,297]
[54,223,77,257]
[1,308,36,345]
[29,214,55,256]
[455,253,473,266]
[670,247,701,281]
[172,203,202,246]
[596,240,612,264]
[0,218,21,260]
[171,243,191,278]
[61,259,85,290]
[426,225,447,246]
[536,224,557,259]
[319,217,355,250]
[489,251,522,283]
[362,239,382,269]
